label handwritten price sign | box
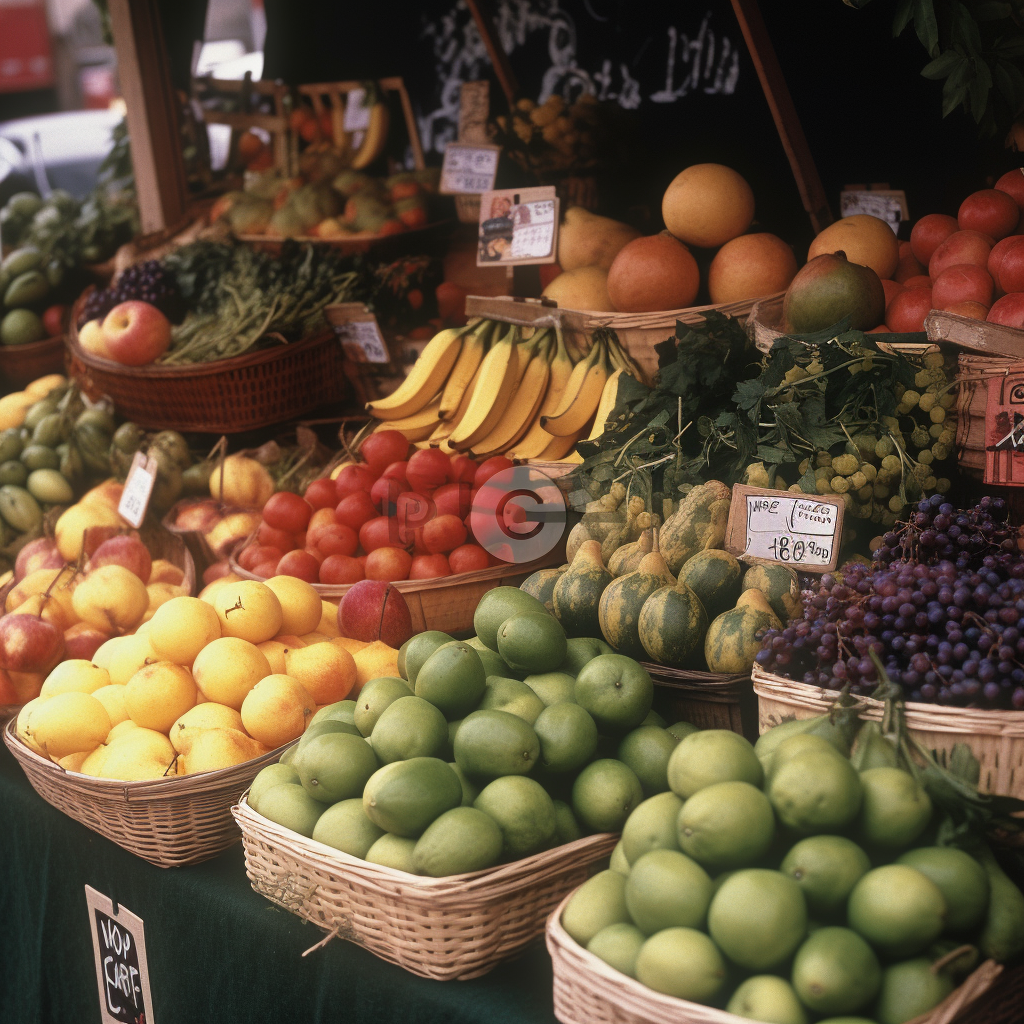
[441,143,500,194]
[725,484,843,573]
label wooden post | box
[729,0,833,233]
[108,0,188,234]
[464,0,519,108]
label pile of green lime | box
[561,718,1024,1024]
[250,586,691,877]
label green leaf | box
[921,51,965,79]
[970,68,992,122]
[913,0,940,56]
[942,59,973,116]
[893,0,915,35]
[734,378,767,414]
[952,3,984,55]
[756,444,796,464]
[947,743,982,786]
[994,61,1024,110]
[799,465,818,494]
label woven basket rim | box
[642,663,750,686]
[228,534,560,596]
[0,333,63,358]
[545,891,1003,1024]
[3,718,287,799]
[751,665,1024,736]
[234,792,616,895]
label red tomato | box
[263,492,313,533]
[422,514,468,554]
[304,478,339,511]
[257,522,296,552]
[409,553,451,579]
[334,465,376,500]
[275,549,320,582]
[335,490,378,531]
[448,543,489,574]
[449,455,477,484]
[473,456,513,490]
[406,449,451,493]
[360,431,410,474]
[433,481,472,519]
[359,515,399,552]
[319,554,365,585]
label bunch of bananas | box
[366,319,640,461]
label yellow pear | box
[352,641,401,694]
[213,580,283,644]
[169,702,244,754]
[15,591,78,631]
[192,636,272,710]
[40,659,110,697]
[91,684,129,726]
[6,567,75,616]
[15,696,47,755]
[95,728,177,781]
[144,582,185,621]
[179,727,268,775]
[148,559,185,587]
[333,636,369,656]
[240,674,314,748]
[79,743,110,777]
[107,631,159,686]
[263,575,322,636]
[58,750,91,772]
[317,601,340,637]
[284,642,356,705]
[72,564,149,634]
[25,691,110,760]
[92,635,126,671]
[298,632,330,645]
[255,639,303,675]
[557,206,641,271]
[124,662,197,733]
[198,574,241,604]
[54,502,122,562]
[106,719,140,742]
[148,596,222,665]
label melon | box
[606,234,700,313]
[553,541,614,638]
[782,252,885,334]
[676,549,743,620]
[741,564,800,623]
[638,581,708,666]
[705,591,782,674]
[542,266,614,312]
[520,565,568,615]
[598,551,676,659]
[659,481,732,575]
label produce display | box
[248,584,677,875]
[756,495,1024,710]
[11,572,403,778]
[365,319,641,461]
[560,709,1024,1022]
[233,430,508,585]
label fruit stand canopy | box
[0,744,556,1024]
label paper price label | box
[86,886,155,1024]
[117,452,157,528]
[984,369,1024,486]
[725,484,843,573]
[333,318,388,364]
[343,88,371,132]
[477,187,559,266]
[839,190,907,234]
[441,143,500,194]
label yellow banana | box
[449,326,521,450]
[541,338,611,437]
[440,321,492,420]
[372,397,442,441]
[602,328,644,379]
[505,329,576,460]
[350,101,390,170]
[534,429,583,462]
[366,327,464,420]
[471,331,552,456]
[432,359,484,451]
[586,367,629,441]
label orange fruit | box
[707,233,797,303]
[662,164,754,248]
[808,215,900,281]
[607,234,699,312]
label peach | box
[283,641,356,704]
[931,264,993,310]
[448,543,490,574]
[364,546,413,582]
[911,213,959,266]
[338,579,413,648]
[310,524,358,558]
[995,169,1024,214]
[88,533,152,582]
[992,237,1024,293]
[958,188,1020,241]
[303,478,338,511]
[319,555,364,585]
[335,490,378,530]
[306,507,337,538]
[885,287,933,333]
[929,230,994,279]
[409,553,450,580]
[275,550,321,583]
[987,292,1024,328]
[894,241,926,283]
[102,301,172,366]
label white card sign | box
[326,303,389,364]
[839,190,907,234]
[85,886,155,1024]
[725,484,844,573]
[117,452,157,529]
[440,143,500,194]
[477,186,559,266]
[343,88,371,132]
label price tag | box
[325,303,389,363]
[984,368,1024,486]
[85,886,155,1024]
[440,143,500,194]
[725,484,844,573]
[343,88,371,132]
[839,190,907,234]
[477,186,559,267]
[117,451,157,529]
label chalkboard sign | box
[86,886,154,1024]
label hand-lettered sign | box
[86,886,154,1024]
[477,186,559,267]
[725,484,844,573]
[984,370,1024,486]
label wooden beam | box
[464,0,519,108]
[108,0,188,234]
[729,0,833,234]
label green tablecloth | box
[0,745,559,1024]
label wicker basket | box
[233,792,616,981]
[545,890,1002,1024]
[3,719,285,867]
[65,295,349,433]
[0,334,66,391]
[229,542,561,635]
[751,666,1024,799]
[643,665,755,740]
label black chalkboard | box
[93,908,147,1024]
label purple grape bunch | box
[80,260,182,326]
[756,494,1024,710]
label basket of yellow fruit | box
[3,573,383,867]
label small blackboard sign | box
[86,886,154,1024]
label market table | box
[0,744,559,1024]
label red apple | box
[101,301,172,366]
[15,537,61,582]
[42,304,66,338]
[988,292,1024,328]
[173,498,222,534]
[88,534,153,582]
[0,613,64,673]
[338,579,413,647]
[63,622,110,661]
